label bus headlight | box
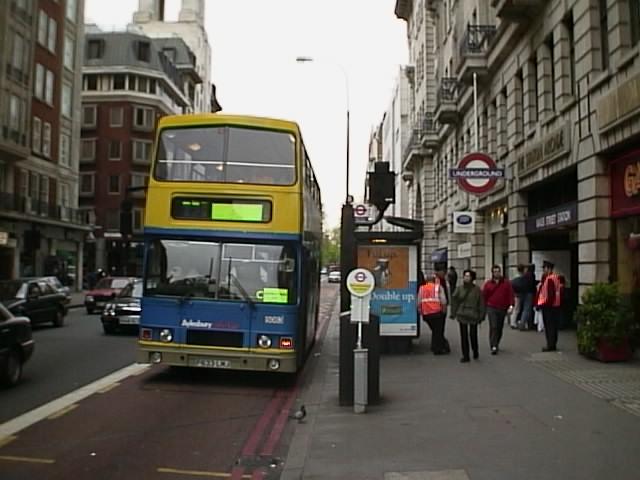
[160,329,173,343]
[258,335,272,349]
[150,352,162,364]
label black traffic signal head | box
[367,161,395,215]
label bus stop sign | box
[346,268,375,297]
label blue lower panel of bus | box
[140,296,298,350]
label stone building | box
[0,0,88,285]
[80,27,200,275]
[392,0,640,319]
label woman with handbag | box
[450,269,486,363]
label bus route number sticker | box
[346,268,375,298]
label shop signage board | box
[611,151,640,217]
[449,152,504,195]
[356,244,418,336]
[457,242,472,258]
[517,123,571,176]
[525,202,577,234]
[453,211,475,233]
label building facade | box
[132,0,220,113]
[393,0,640,321]
[0,0,88,286]
[80,28,200,275]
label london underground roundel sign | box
[449,152,504,195]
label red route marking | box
[234,291,337,478]
[260,386,298,456]
[230,390,287,480]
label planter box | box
[596,337,633,362]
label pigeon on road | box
[290,405,307,423]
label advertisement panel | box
[357,244,418,336]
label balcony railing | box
[460,25,497,56]
[0,192,91,225]
[435,78,460,124]
[457,25,497,83]
[421,113,439,149]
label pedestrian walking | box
[435,268,450,303]
[417,273,450,355]
[481,265,515,355]
[450,269,485,363]
[535,260,562,351]
[447,266,458,296]
[511,264,535,330]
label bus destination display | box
[171,197,272,223]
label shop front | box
[525,201,578,327]
[610,151,640,321]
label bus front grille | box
[186,330,244,348]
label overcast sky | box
[85,0,408,228]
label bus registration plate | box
[189,357,230,369]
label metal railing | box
[436,77,460,106]
[0,192,91,225]
[423,112,438,133]
[459,25,497,56]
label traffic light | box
[367,161,395,215]
[120,198,133,237]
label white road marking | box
[0,363,149,438]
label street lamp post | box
[295,56,355,314]
[295,56,350,201]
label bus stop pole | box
[340,202,356,314]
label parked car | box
[26,276,71,305]
[85,277,137,314]
[0,303,34,386]
[0,278,68,327]
[328,271,341,283]
[101,280,143,334]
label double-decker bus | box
[137,114,322,373]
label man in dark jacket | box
[511,264,536,330]
[482,265,515,354]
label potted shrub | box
[575,283,633,362]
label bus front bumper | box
[137,341,297,373]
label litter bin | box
[338,311,380,406]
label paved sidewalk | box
[68,290,87,309]
[283,301,640,480]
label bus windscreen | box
[154,126,296,185]
[144,239,297,304]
